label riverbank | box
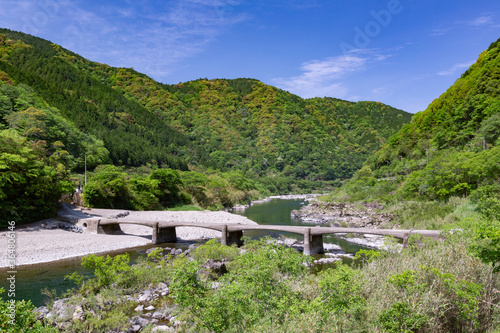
[0,205,257,269]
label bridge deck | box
[95,219,440,239]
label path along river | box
[1,198,368,307]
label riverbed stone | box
[152,311,164,319]
[170,248,183,256]
[203,259,227,277]
[134,304,144,312]
[130,324,142,332]
[73,305,85,321]
[145,305,155,311]
[152,326,174,332]
[291,201,395,228]
[36,306,49,320]
[314,257,341,265]
[131,316,150,327]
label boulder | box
[203,259,227,277]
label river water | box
[1,199,366,307]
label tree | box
[0,129,72,227]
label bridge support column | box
[228,230,243,247]
[402,232,410,249]
[311,234,324,254]
[303,229,324,255]
[221,225,228,246]
[152,223,177,244]
[221,225,243,247]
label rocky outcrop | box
[230,193,326,211]
[291,201,395,228]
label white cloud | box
[468,15,493,26]
[273,49,390,99]
[437,61,474,76]
[430,15,496,36]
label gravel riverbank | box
[0,205,257,268]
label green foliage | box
[66,254,132,292]
[83,165,133,209]
[0,288,57,333]
[83,165,257,210]
[353,249,384,263]
[470,219,500,273]
[82,254,131,289]
[479,112,500,144]
[0,29,411,183]
[384,266,483,331]
[191,239,239,263]
[0,129,73,226]
[314,264,366,324]
[149,168,184,207]
[378,302,427,333]
[398,147,500,200]
[470,185,500,221]
[170,241,311,332]
[0,29,189,169]
[146,247,164,261]
[369,36,500,203]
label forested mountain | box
[365,36,500,200]
[0,28,411,182]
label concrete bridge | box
[81,218,442,255]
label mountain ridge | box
[0,27,411,182]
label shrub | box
[191,239,239,263]
[0,288,57,333]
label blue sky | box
[1,0,500,113]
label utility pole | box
[84,154,87,187]
[480,137,486,150]
[425,148,429,164]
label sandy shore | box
[0,205,257,268]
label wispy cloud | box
[273,49,390,99]
[0,0,247,81]
[467,15,493,26]
[430,14,496,36]
[437,61,474,76]
[430,27,453,36]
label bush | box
[0,129,73,227]
[191,239,239,263]
[170,241,311,332]
[0,288,57,332]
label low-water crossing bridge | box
[82,218,441,255]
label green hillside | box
[0,28,411,181]
[359,36,500,201]
[0,28,415,224]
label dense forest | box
[0,28,411,225]
[0,28,411,181]
[359,36,500,202]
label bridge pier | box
[303,229,324,255]
[221,225,243,247]
[152,223,177,244]
[402,232,410,249]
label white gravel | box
[0,207,257,268]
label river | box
[1,198,366,307]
